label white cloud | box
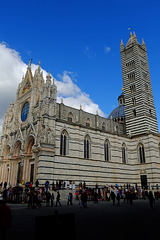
[105,46,111,53]
[0,43,106,136]
[83,46,96,58]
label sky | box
[0,0,160,135]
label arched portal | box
[24,136,35,183]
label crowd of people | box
[0,180,159,209]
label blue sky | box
[0,0,160,131]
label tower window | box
[133,109,136,117]
[132,97,136,106]
[130,85,136,94]
[139,144,145,164]
[128,72,135,82]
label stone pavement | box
[5,198,160,240]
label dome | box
[108,105,125,120]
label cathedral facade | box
[0,33,160,188]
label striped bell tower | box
[120,32,158,136]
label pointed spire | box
[10,100,14,106]
[133,31,137,38]
[46,71,51,85]
[120,39,124,51]
[142,38,145,45]
[142,38,146,50]
[120,39,124,46]
[28,59,32,69]
[38,60,41,74]
[52,77,55,85]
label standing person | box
[94,190,98,204]
[148,191,154,210]
[0,200,12,240]
[117,193,120,206]
[67,192,73,206]
[83,191,87,208]
[111,191,116,206]
[35,179,39,187]
[46,191,51,207]
[51,193,54,207]
[56,191,61,207]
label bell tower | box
[120,32,158,136]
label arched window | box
[13,141,21,157]
[104,140,110,161]
[25,136,35,154]
[60,130,68,156]
[84,135,91,159]
[122,143,126,164]
[102,122,106,131]
[68,112,73,122]
[86,118,91,127]
[138,143,145,164]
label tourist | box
[51,193,54,207]
[56,191,61,207]
[148,191,154,210]
[46,191,51,207]
[67,192,73,206]
[111,191,116,206]
[117,193,120,206]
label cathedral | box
[0,32,160,189]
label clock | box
[21,102,29,122]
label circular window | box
[21,102,29,122]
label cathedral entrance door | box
[141,175,147,189]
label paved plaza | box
[5,198,160,240]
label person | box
[93,190,98,204]
[51,193,54,207]
[148,191,154,210]
[67,192,73,206]
[117,193,120,206]
[46,191,51,207]
[36,192,42,208]
[56,191,61,207]
[28,191,33,209]
[35,179,39,187]
[83,191,87,208]
[0,200,12,240]
[111,191,116,206]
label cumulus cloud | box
[105,46,111,53]
[0,42,105,136]
[0,43,27,118]
[56,71,105,116]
